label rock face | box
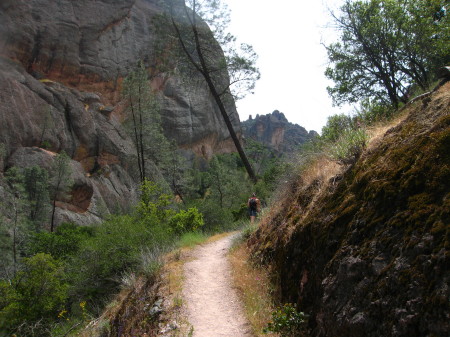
[0,0,240,225]
[249,83,450,336]
[241,110,317,153]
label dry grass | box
[77,276,153,337]
[298,155,341,188]
[156,246,193,336]
[366,108,410,150]
[257,109,414,245]
[229,243,279,337]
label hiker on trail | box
[248,193,260,223]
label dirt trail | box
[182,234,253,337]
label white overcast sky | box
[225,0,349,133]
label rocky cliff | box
[0,0,240,225]
[249,83,450,336]
[241,110,318,153]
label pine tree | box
[50,151,72,232]
[122,62,170,183]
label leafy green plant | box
[168,207,204,235]
[321,113,354,142]
[122,61,169,183]
[68,215,162,305]
[23,166,50,229]
[355,98,395,125]
[231,202,249,222]
[230,221,257,248]
[40,140,51,149]
[50,151,72,232]
[263,303,308,337]
[0,253,68,332]
[137,179,175,222]
[28,222,93,260]
[139,246,164,278]
[187,199,234,233]
[2,166,34,279]
[325,0,449,108]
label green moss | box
[248,90,450,335]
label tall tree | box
[122,62,170,183]
[1,168,31,279]
[23,166,50,230]
[160,140,194,202]
[325,0,450,108]
[158,0,260,183]
[50,151,72,232]
[206,154,250,209]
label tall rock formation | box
[0,0,240,226]
[242,110,317,153]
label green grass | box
[176,232,208,248]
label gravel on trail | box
[182,234,253,337]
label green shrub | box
[321,114,354,142]
[231,221,257,247]
[329,128,369,164]
[356,98,395,125]
[232,202,249,221]
[68,215,167,305]
[263,303,308,337]
[168,207,204,235]
[188,199,234,233]
[0,253,68,332]
[28,223,94,260]
[139,247,165,278]
[137,179,175,222]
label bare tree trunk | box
[129,98,144,182]
[12,204,18,278]
[171,9,257,183]
[50,195,57,232]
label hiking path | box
[182,233,253,337]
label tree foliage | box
[168,207,204,234]
[321,114,354,143]
[23,166,50,230]
[159,141,194,201]
[28,223,93,260]
[325,0,450,107]
[50,151,72,232]
[122,62,170,183]
[0,253,68,332]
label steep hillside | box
[242,110,318,153]
[249,83,449,336]
[0,0,239,225]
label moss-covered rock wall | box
[249,83,450,336]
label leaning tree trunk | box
[171,13,258,183]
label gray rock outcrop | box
[242,110,317,153]
[0,0,240,226]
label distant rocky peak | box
[271,110,288,122]
[242,110,317,153]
